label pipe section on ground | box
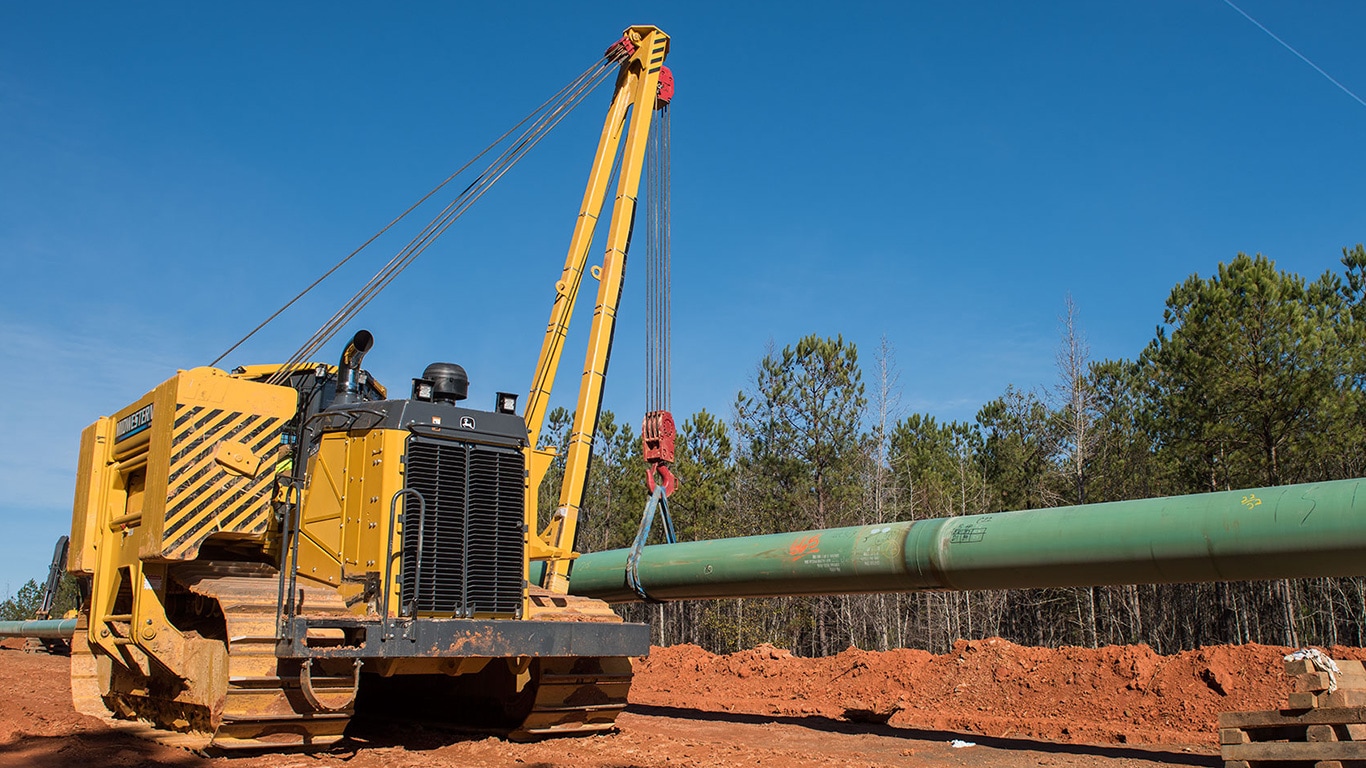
[0,618,76,639]
[567,479,1366,603]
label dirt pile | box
[633,638,1365,744]
[1,637,1361,766]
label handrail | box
[385,488,425,639]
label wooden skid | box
[1221,707,1366,768]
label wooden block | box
[1221,707,1366,728]
[1288,658,1319,675]
[1299,672,1336,693]
[1308,724,1340,742]
[1295,671,1366,691]
[1289,692,1320,709]
[1337,660,1366,676]
[1224,741,1366,761]
[1333,673,1366,691]
[1320,690,1366,708]
[1285,658,1365,676]
[1313,761,1344,768]
[1346,723,1366,740]
[1294,672,1366,691]
[1292,672,1366,693]
[1223,762,1250,768]
[1220,728,1251,745]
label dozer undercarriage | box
[67,563,633,748]
[69,563,640,750]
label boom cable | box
[631,104,676,602]
[211,50,628,375]
[645,103,671,414]
[269,61,619,384]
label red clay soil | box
[635,638,1364,745]
[0,637,1354,767]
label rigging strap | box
[624,485,677,603]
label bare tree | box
[1054,294,1101,646]
[1054,294,1098,505]
[866,336,903,650]
[869,335,903,521]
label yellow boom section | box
[524,25,670,591]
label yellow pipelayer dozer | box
[65,25,675,750]
[68,350,644,750]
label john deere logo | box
[459,416,476,430]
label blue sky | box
[2,1,1364,594]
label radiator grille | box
[400,437,524,617]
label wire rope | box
[272,61,617,379]
[645,104,671,413]
[211,49,627,374]
[257,55,624,384]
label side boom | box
[523,26,672,591]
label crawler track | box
[71,562,355,752]
[510,655,634,739]
[510,588,635,738]
[69,570,641,750]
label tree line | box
[547,245,1366,656]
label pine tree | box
[1140,253,1354,489]
[733,334,866,531]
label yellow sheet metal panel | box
[83,366,297,562]
[68,417,112,575]
[296,427,407,610]
[349,428,406,615]
[165,369,293,558]
[297,431,348,587]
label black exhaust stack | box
[334,330,374,407]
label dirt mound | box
[1,638,1360,766]
[634,638,1362,745]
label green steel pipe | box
[0,618,76,639]
[566,478,1366,603]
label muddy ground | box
[0,638,1347,767]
